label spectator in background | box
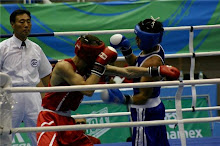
[0,9,52,146]
[25,0,52,4]
[75,115,101,144]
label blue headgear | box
[134,24,163,51]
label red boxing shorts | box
[37,111,93,146]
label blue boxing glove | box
[101,89,132,104]
[110,34,133,57]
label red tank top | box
[42,58,85,111]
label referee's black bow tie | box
[21,41,26,47]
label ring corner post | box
[0,73,13,145]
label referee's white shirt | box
[0,35,52,87]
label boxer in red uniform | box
[36,35,179,146]
[37,35,118,146]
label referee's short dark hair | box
[10,9,31,23]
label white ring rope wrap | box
[165,52,220,58]
[54,24,220,61]
[52,24,220,36]
[4,78,220,93]
[10,117,220,134]
[1,73,219,135]
[175,83,186,146]
[189,29,197,110]
[71,106,220,119]
[117,51,220,61]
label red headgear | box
[75,36,105,66]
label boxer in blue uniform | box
[102,17,175,146]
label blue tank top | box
[133,45,165,98]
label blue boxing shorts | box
[130,102,170,146]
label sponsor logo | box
[165,113,177,129]
[167,129,203,139]
[86,107,110,138]
[165,113,203,139]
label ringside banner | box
[1,0,220,59]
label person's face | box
[75,119,86,125]
[11,13,32,41]
[75,118,87,133]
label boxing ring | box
[1,24,220,146]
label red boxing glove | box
[150,65,180,80]
[160,65,180,80]
[96,46,118,65]
[91,46,118,77]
